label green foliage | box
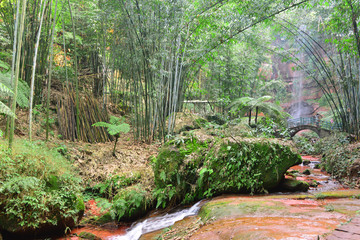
[0,81,12,96]
[295,133,360,183]
[0,59,10,71]
[0,71,30,108]
[112,185,151,221]
[0,96,14,117]
[89,174,141,199]
[93,116,130,156]
[229,96,289,124]
[0,70,14,117]
[152,135,301,209]
[255,117,290,138]
[93,116,130,136]
[293,135,319,155]
[320,135,360,182]
[0,139,83,230]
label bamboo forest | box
[1,0,360,239]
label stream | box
[65,156,359,240]
[109,201,202,240]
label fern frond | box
[93,118,130,136]
[0,101,15,118]
[109,116,122,125]
[0,71,11,87]
[229,97,252,111]
[0,72,29,107]
[92,121,111,128]
[255,95,272,103]
[0,60,10,70]
[16,79,30,108]
[107,123,130,136]
[0,82,13,97]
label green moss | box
[281,179,309,192]
[152,135,302,209]
[315,190,360,199]
[199,199,286,222]
[95,212,114,225]
[76,197,85,212]
[78,231,101,240]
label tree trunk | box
[45,0,58,142]
[29,0,47,141]
[5,0,20,139]
[9,0,27,150]
[255,106,259,124]
[248,109,252,125]
[112,136,118,157]
[68,0,80,139]
[62,13,68,88]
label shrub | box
[0,139,84,235]
[308,133,359,183]
[293,135,317,154]
[112,184,153,221]
[87,174,141,199]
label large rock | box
[280,179,310,192]
[152,133,302,206]
[78,231,102,240]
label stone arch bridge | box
[287,117,341,138]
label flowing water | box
[290,155,342,192]
[63,156,352,240]
[108,201,202,240]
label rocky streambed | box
[61,156,360,240]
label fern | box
[0,101,15,118]
[0,81,15,117]
[92,116,130,156]
[0,71,30,108]
[229,95,289,125]
[0,82,13,97]
[0,60,10,71]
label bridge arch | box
[289,125,320,138]
[287,117,336,138]
[289,125,332,138]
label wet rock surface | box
[60,156,360,240]
[280,179,310,192]
[145,191,360,240]
[326,216,360,240]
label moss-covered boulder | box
[280,179,310,192]
[302,169,311,175]
[78,231,102,240]
[152,134,301,207]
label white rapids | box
[109,201,202,240]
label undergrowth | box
[319,134,360,183]
[0,139,84,231]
